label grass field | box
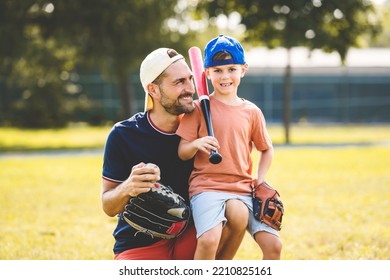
[1,123,389,152]
[0,124,389,260]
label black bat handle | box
[200,99,222,164]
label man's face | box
[156,60,195,115]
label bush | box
[11,84,68,128]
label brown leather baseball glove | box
[252,181,284,231]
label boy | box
[176,35,282,260]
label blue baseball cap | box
[204,34,246,68]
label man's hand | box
[123,162,161,197]
[101,162,161,217]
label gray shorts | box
[190,191,280,239]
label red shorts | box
[114,225,197,260]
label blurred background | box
[1,1,390,260]
[1,0,389,144]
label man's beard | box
[159,89,195,115]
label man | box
[101,48,247,260]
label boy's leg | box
[254,231,282,260]
[242,194,282,260]
[194,222,223,260]
[216,199,248,260]
[190,192,228,259]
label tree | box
[370,1,390,47]
[0,0,192,127]
[38,0,187,118]
[196,0,381,143]
[0,1,79,127]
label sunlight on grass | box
[267,124,389,145]
[1,145,389,260]
[235,146,390,260]
[0,156,114,260]
[0,124,388,152]
[0,125,112,152]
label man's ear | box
[146,83,159,99]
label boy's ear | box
[241,63,248,78]
[205,68,211,79]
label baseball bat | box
[188,46,222,164]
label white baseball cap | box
[140,48,184,111]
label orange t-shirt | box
[176,95,272,198]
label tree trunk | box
[283,48,292,144]
[117,75,133,119]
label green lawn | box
[0,125,111,152]
[240,146,390,259]
[0,124,389,152]
[0,124,389,259]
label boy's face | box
[205,63,247,95]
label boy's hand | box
[193,136,220,154]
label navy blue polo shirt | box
[102,111,193,254]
